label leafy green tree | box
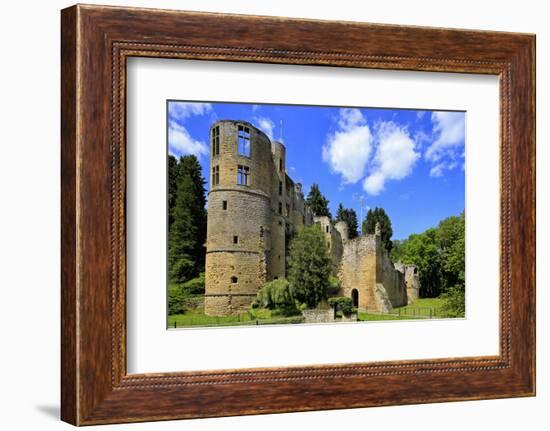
[168,155,207,283]
[306,183,331,218]
[438,212,465,289]
[393,211,465,308]
[288,224,331,308]
[362,207,393,251]
[335,203,359,239]
[398,229,443,297]
[390,239,405,262]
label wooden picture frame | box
[61,4,535,425]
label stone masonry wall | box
[339,235,379,310]
[339,231,409,312]
[205,121,311,315]
[378,251,408,308]
[315,216,343,276]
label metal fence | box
[396,306,439,318]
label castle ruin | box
[204,120,419,316]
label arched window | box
[231,276,238,284]
[237,125,250,156]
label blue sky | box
[167,101,465,240]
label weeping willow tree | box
[252,279,299,316]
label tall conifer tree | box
[168,155,207,283]
[306,183,331,218]
[335,203,359,239]
[362,207,393,251]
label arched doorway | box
[351,289,359,308]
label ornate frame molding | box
[61,5,535,425]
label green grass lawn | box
[167,296,451,327]
[357,312,424,321]
[392,297,446,318]
[358,297,448,321]
[168,309,303,328]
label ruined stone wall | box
[314,216,342,275]
[378,251,408,307]
[339,231,409,312]
[404,265,420,303]
[338,235,379,310]
[394,262,421,304]
[334,221,349,241]
[290,183,307,229]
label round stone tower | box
[204,120,273,316]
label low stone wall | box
[182,296,204,312]
[302,308,335,324]
[339,313,358,322]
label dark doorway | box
[351,289,359,308]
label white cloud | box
[363,122,420,195]
[322,108,373,184]
[429,160,460,178]
[363,171,385,195]
[429,163,446,178]
[338,108,365,129]
[251,104,260,112]
[167,102,213,158]
[168,102,212,121]
[168,120,208,158]
[254,117,276,140]
[413,129,430,148]
[425,112,465,162]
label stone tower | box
[204,120,312,316]
[204,120,273,316]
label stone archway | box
[351,288,359,308]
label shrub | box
[440,285,465,318]
[168,284,187,315]
[181,272,205,295]
[328,296,355,315]
[326,275,341,297]
[253,279,300,316]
